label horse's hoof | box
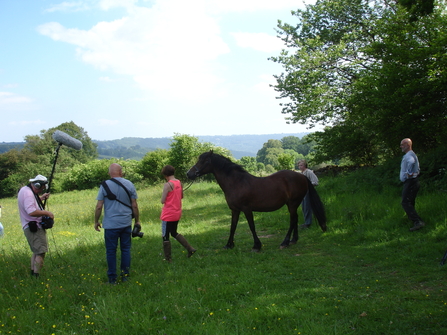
[289,240,297,245]
[251,248,260,253]
[223,245,234,250]
[280,245,289,250]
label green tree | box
[281,136,301,152]
[271,0,447,163]
[168,134,201,181]
[25,121,98,165]
[239,156,259,174]
[256,139,283,165]
[277,152,295,170]
[0,122,98,197]
[139,149,169,183]
[398,0,435,21]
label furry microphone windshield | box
[52,130,83,150]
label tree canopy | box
[271,0,447,164]
[0,122,98,197]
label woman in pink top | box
[160,165,196,262]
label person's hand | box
[94,222,101,232]
[40,193,50,201]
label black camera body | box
[41,216,54,229]
[132,224,143,238]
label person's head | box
[161,165,175,177]
[29,174,48,193]
[297,159,308,172]
[400,138,412,153]
[109,163,123,178]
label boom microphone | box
[52,130,83,150]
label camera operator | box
[17,174,54,278]
[94,163,140,284]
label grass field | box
[1,175,447,334]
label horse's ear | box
[209,150,213,154]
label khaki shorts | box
[24,228,48,254]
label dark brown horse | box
[186,151,327,251]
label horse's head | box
[186,151,214,180]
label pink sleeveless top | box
[160,179,182,221]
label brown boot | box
[163,241,172,262]
[175,234,196,257]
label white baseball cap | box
[29,175,48,183]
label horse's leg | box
[280,203,299,249]
[224,209,240,249]
[244,211,262,252]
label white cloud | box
[208,0,308,13]
[45,1,91,12]
[98,0,138,10]
[231,32,285,53]
[0,92,33,104]
[38,0,231,101]
[37,0,310,103]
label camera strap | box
[101,179,134,217]
[28,184,45,210]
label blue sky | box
[0,0,314,142]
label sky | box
[0,0,315,142]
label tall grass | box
[1,175,446,334]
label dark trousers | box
[105,226,132,282]
[401,178,422,224]
[162,221,179,241]
[302,193,313,226]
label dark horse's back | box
[234,170,308,212]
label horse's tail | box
[307,178,327,232]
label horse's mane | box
[210,153,248,176]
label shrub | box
[61,159,143,191]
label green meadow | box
[1,175,446,334]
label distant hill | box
[0,142,25,153]
[94,133,308,159]
[0,133,308,160]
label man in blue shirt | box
[400,138,425,231]
[94,163,141,284]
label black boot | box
[163,241,172,262]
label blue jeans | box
[104,226,131,283]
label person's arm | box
[402,155,416,179]
[161,182,172,204]
[29,209,54,219]
[132,199,140,225]
[94,200,104,231]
